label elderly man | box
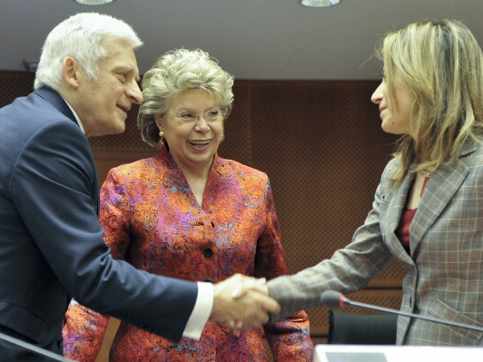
[0,13,278,360]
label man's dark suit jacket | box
[0,87,198,358]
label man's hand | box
[210,274,280,330]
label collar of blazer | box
[385,139,480,261]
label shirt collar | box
[62,97,86,134]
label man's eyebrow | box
[113,65,133,73]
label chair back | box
[328,310,397,344]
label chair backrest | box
[328,310,397,345]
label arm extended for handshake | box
[210,274,280,330]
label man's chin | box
[108,120,127,135]
[88,123,126,137]
[114,124,126,134]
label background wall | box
[0,72,405,356]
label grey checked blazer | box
[268,140,483,346]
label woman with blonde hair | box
[63,48,313,361]
[268,19,483,346]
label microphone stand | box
[343,297,483,333]
[0,331,74,361]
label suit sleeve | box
[255,180,314,361]
[267,163,394,320]
[11,121,197,342]
[63,169,132,361]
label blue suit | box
[0,87,198,359]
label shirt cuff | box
[182,282,213,340]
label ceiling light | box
[74,0,115,5]
[301,0,340,7]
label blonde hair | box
[137,49,234,147]
[381,19,483,184]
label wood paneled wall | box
[0,72,404,344]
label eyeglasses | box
[172,107,223,124]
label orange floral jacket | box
[63,147,313,361]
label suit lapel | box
[36,86,100,213]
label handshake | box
[210,274,280,332]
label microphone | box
[320,290,483,333]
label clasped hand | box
[211,274,280,333]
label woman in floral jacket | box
[63,48,313,362]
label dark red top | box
[398,208,417,251]
[397,176,430,252]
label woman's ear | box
[154,114,164,129]
[154,114,165,137]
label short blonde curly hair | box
[138,49,234,147]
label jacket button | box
[203,248,214,257]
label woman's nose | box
[371,81,384,104]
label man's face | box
[74,36,142,137]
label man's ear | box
[62,56,82,88]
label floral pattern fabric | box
[63,147,313,361]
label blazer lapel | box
[36,86,100,213]
[385,172,415,264]
[410,142,477,255]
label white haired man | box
[0,13,278,360]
